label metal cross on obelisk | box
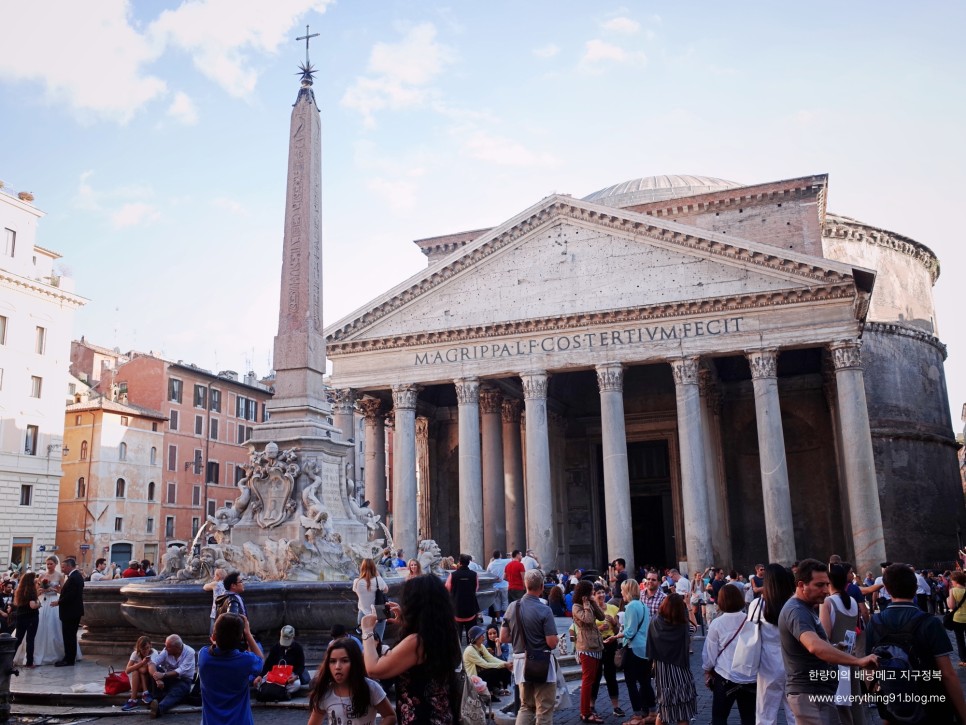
[296,25,320,66]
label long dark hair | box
[310,638,371,716]
[762,564,795,626]
[15,572,37,607]
[398,574,461,681]
[828,564,852,610]
[659,591,689,625]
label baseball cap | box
[280,625,295,646]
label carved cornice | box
[328,283,856,355]
[454,377,480,406]
[391,383,421,410]
[357,397,383,421]
[670,357,700,386]
[829,340,862,371]
[823,213,940,283]
[501,398,523,424]
[327,198,855,346]
[863,321,947,360]
[479,386,503,414]
[595,363,624,393]
[0,270,88,307]
[330,388,357,415]
[747,349,779,380]
[520,371,549,400]
[415,416,429,442]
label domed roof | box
[583,175,744,208]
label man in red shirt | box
[122,560,141,578]
[505,550,526,603]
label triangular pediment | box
[325,196,865,348]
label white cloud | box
[367,178,419,212]
[149,0,334,99]
[460,131,559,168]
[0,1,166,123]
[211,197,248,215]
[580,39,647,69]
[112,202,161,228]
[532,44,561,59]
[341,23,455,127]
[601,17,640,34]
[166,92,198,125]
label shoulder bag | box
[944,588,965,630]
[731,597,764,678]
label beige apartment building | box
[0,184,85,569]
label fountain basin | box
[82,574,497,658]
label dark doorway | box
[628,440,673,569]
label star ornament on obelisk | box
[251,23,341,446]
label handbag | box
[732,597,764,677]
[104,666,130,696]
[456,668,487,725]
[613,644,629,669]
[255,681,290,702]
[524,648,552,683]
[944,587,964,630]
[374,578,388,607]
[265,659,294,685]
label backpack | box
[866,609,930,724]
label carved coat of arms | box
[248,443,300,528]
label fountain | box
[79,35,493,657]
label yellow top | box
[596,603,620,639]
[462,643,506,678]
[952,587,966,624]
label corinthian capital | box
[670,357,700,386]
[520,371,549,400]
[454,377,480,406]
[747,349,779,380]
[479,386,503,414]
[501,399,523,423]
[830,340,862,371]
[391,383,421,410]
[331,388,357,414]
[357,396,383,421]
[595,363,624,393]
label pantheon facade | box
[324,174,963,576]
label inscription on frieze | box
[414,315,745,366]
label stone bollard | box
[0,633,18,723]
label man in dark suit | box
[52,556,84,666]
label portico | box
[324,186,895,576]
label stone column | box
[332,388,357,475]
[455,378,484,564]
[416,416,431,541]
[830,341,887,575]
[699,370,732,568]
[358,397,386,519]
[747,349,797,566]
[670,357,714,572]
[596,363,634,572]
[391,384,419,559]
[480,387,507,557]
[520,371,555,568]
[502,399,526,552]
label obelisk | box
[251,51,339,446]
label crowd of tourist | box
[4,546,965,725]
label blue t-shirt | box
[199,645,262,725]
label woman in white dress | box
[15,556,72,666]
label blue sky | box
[1,1,964,424]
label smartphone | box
[842,630,856,655]
[376,604,392,621]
